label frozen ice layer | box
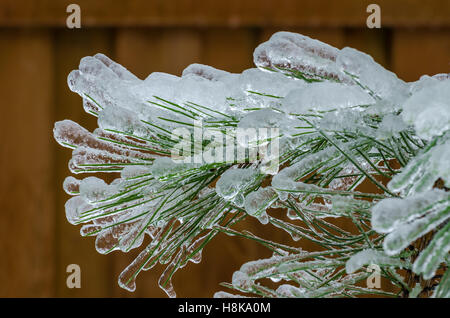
[79,176,119,203]
[376,113,408,139]
[412,221,450,279]
[216,168,259,204]
[254,31,343,82]
[382,205,449,256]
[93,53,140,82]
[402,80,450,140]
[182,63,231,81]
[346,249,405,273]
[63,176,80,195]
[97,105,152,139]
[150,157,200,179]
[336,47,409,105]
[237,68,306,99]
[388,136,450,195]
[408,73,450,94]
[64,196,93,225]
[244,187,276,224]
[372,189,449,234]
[283,82,375,114]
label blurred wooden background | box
[0,0,449,297]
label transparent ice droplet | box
[64,196,92,225]
[79,176,118,203]
[63,176,80,195]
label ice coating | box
[412,222,450,280]
[92,53,140,82]
[216,168,259,204]
[237,108,284,131]
[182,63,231,81]
[244,186,276,224]
[276,284,306,298]
[63,176,80,195]
[64,196,93,225]
[213,291,247,298]
[345,249,405,273]
[237,108,295,147]
[408,73,449,94]
[68,60,140,113]
[150,157,200,179]
[54,120,156,169]
[254,31,343,82]
[79,176,119,203]
[376,113,408,139]
[319,109,366,134]
[336,47,409,105]
[283,82,375,114]
[402,80,450,140]
[120,166,152,179]
[382,205,449,256]
[97,105,151,138]
[244,186,276,215]
[388,136,450,195]
[272,147,338,195]
[372,190,449,234]
[54,119,94,149]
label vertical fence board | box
[0,29,55,297]
[392,29,450,82]
[203,28,256,73]
[344,29,390,69]
[116,28,202,78]
[53,29,115,297]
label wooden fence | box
[0,0,449,297]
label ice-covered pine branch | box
[54,31,450,298]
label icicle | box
[158,248,186,298]
[118,244,156,292]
